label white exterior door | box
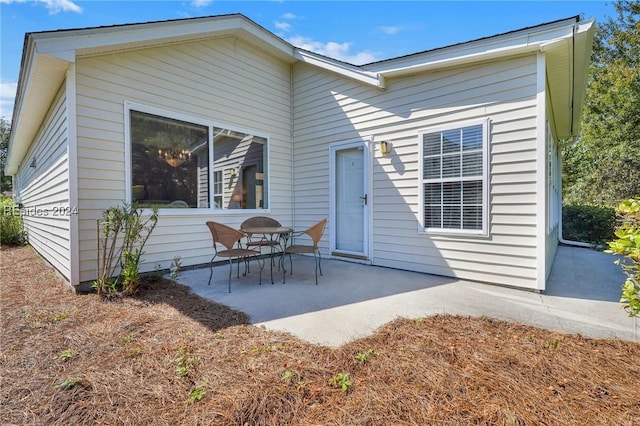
[330,140,370,260]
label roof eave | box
[5,37,71,176]
[371,17,580,78]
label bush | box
[606,198,640,318]
[0,196,23,246]
[93,203,158,298]
[562,204,616,246]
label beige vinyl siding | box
[15,84,71,279]
[293,55,542,289]
[75,37,292,283]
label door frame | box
[329,137,372,263]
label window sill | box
[139,207,271,216]
[419,228,489,239]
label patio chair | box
[283,218,327,285]
[241,216,283,255]
[206,221,263,293]
[241,216,286,281]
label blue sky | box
[0,0,616,120]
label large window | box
[128,106,268,210]
[420,120,488,234]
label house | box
[4,14,594,292]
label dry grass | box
[1,246,639,425]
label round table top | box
[241,226,293,235]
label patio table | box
[241,226,292,284]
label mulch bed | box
[1,246,639,425]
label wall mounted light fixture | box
[380,141,391,155]
[229,168,237,178]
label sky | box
[0,0,617,121]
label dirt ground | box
[1,246,639,425]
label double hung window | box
[420,120,488,234]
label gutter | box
[558,20,594,249]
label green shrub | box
[0,196,23,246]
[93,203,158,298]
[606,198,640,318]
[562,204,616,246]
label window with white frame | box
[420,120,488,234]
[128,105,268,210]
[213,170,223,209]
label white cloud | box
[190,0,212,8]
[379,25,404,35]
[0,81,18,121]
[0,0,82,14]
[280,13,301,20]
[287,36,377,65]
[274,21,291,32]
[41,0,81,13]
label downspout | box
[558,215,592,247]
[558,138,591,248]
[290,63,295,230]
[559,23,591,249]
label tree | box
[562,1,640,206]
[0,118,12,193]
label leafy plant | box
[54,377,80,390]
[59,349,73,361]
[355,349,379,363]
[170,256,182,279]
[93,203,158,297]
[546,338,560,351]
[281,370,293,380]
[50,311,71,322]
[328,372,352,392]
[606,198,640,317]
[122,331,140,345]
[173,343,197,377]
[0,196,23,246]
[188,379,210,403]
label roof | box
[5,13,594,175]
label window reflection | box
[129,109,268,210]
[130,111,209,208]
[212,128,267,209]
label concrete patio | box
[174,245,638,346]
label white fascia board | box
[369,19,578,78]
[295,50,385,89]
[33,15,296,63]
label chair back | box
[241,216,281,229]
[304,218,328,248]
[206,221,245,251]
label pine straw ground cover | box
[1,246,639,425]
